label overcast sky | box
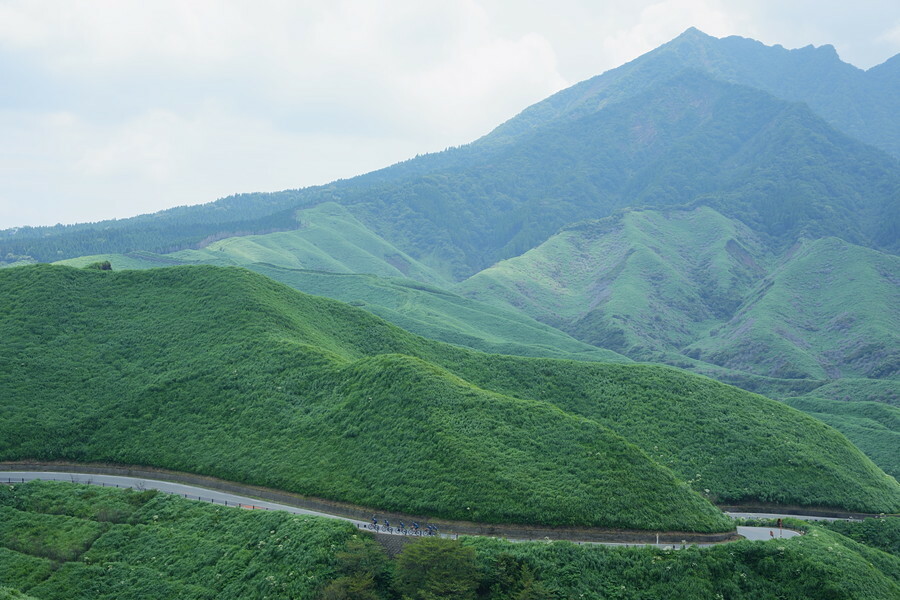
[2,0,899,228]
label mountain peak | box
[675,26,714,40]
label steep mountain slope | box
[459,206,770,357]
[458,211,898,380]
[1,265,898,516]
[485,27,900,159]
[686,237,899,380]
[333,70,899,277]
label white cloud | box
[0,1,898,227]
[598,0,742,67]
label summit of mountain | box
[482,27,900,158]
[333,69,899,278]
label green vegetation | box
[394,538,479,600]
[170,202,450,286]
[0,480,382,599]
[487,28,900,159]
[431,353,900,511]
[686,237,899,380]
[458,206,770,358]
[2,264,898,521]
[245,264,627,363]
[460,523,900,599]
[783,396,900,478]
[6,40,899,271]
[55,251,630,364]
[797,378,899,406]
[0,264,729,531]
[1,481,898,600]
[822,517,900,556]
[458,209,898,385]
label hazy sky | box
[2,0,899,228]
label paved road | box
[1,471,806,546]
[725,511,841,522]
[1,471,366,525]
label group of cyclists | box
[368,515,440,536]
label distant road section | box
[1,470,364,523]
[1,469,807,546]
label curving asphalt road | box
[1,471,804,546]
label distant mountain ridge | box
[3,28,898,268]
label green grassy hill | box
[169,202,450,285]
[55,255,630,364]
[458,212,898,382]
[1,481,898,600]
[429,354,899,511]
[783,397,900,479]
[0,264,726,532]
[2,265,898,518]
[245,264,627,363]
[458,206,770,358]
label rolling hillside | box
[1,265,898,520]
[458,206,770,358]
[55,254,630,364]
[0,264,728,532]
[685,237,899,380]
[170,202,450,286]
[458,211,898,382]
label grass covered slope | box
[170,202,451,285]
[458,206,770,358]
[55,253,630,364]
[246,264,629,363]
[1,481,898,600]
[687,237,900,380]
[784,396,900,479]
[0,480,379,599]
[0,264,725,532]
[429,354,900,512]
[2,265,897,520]
[459,210,898,382]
